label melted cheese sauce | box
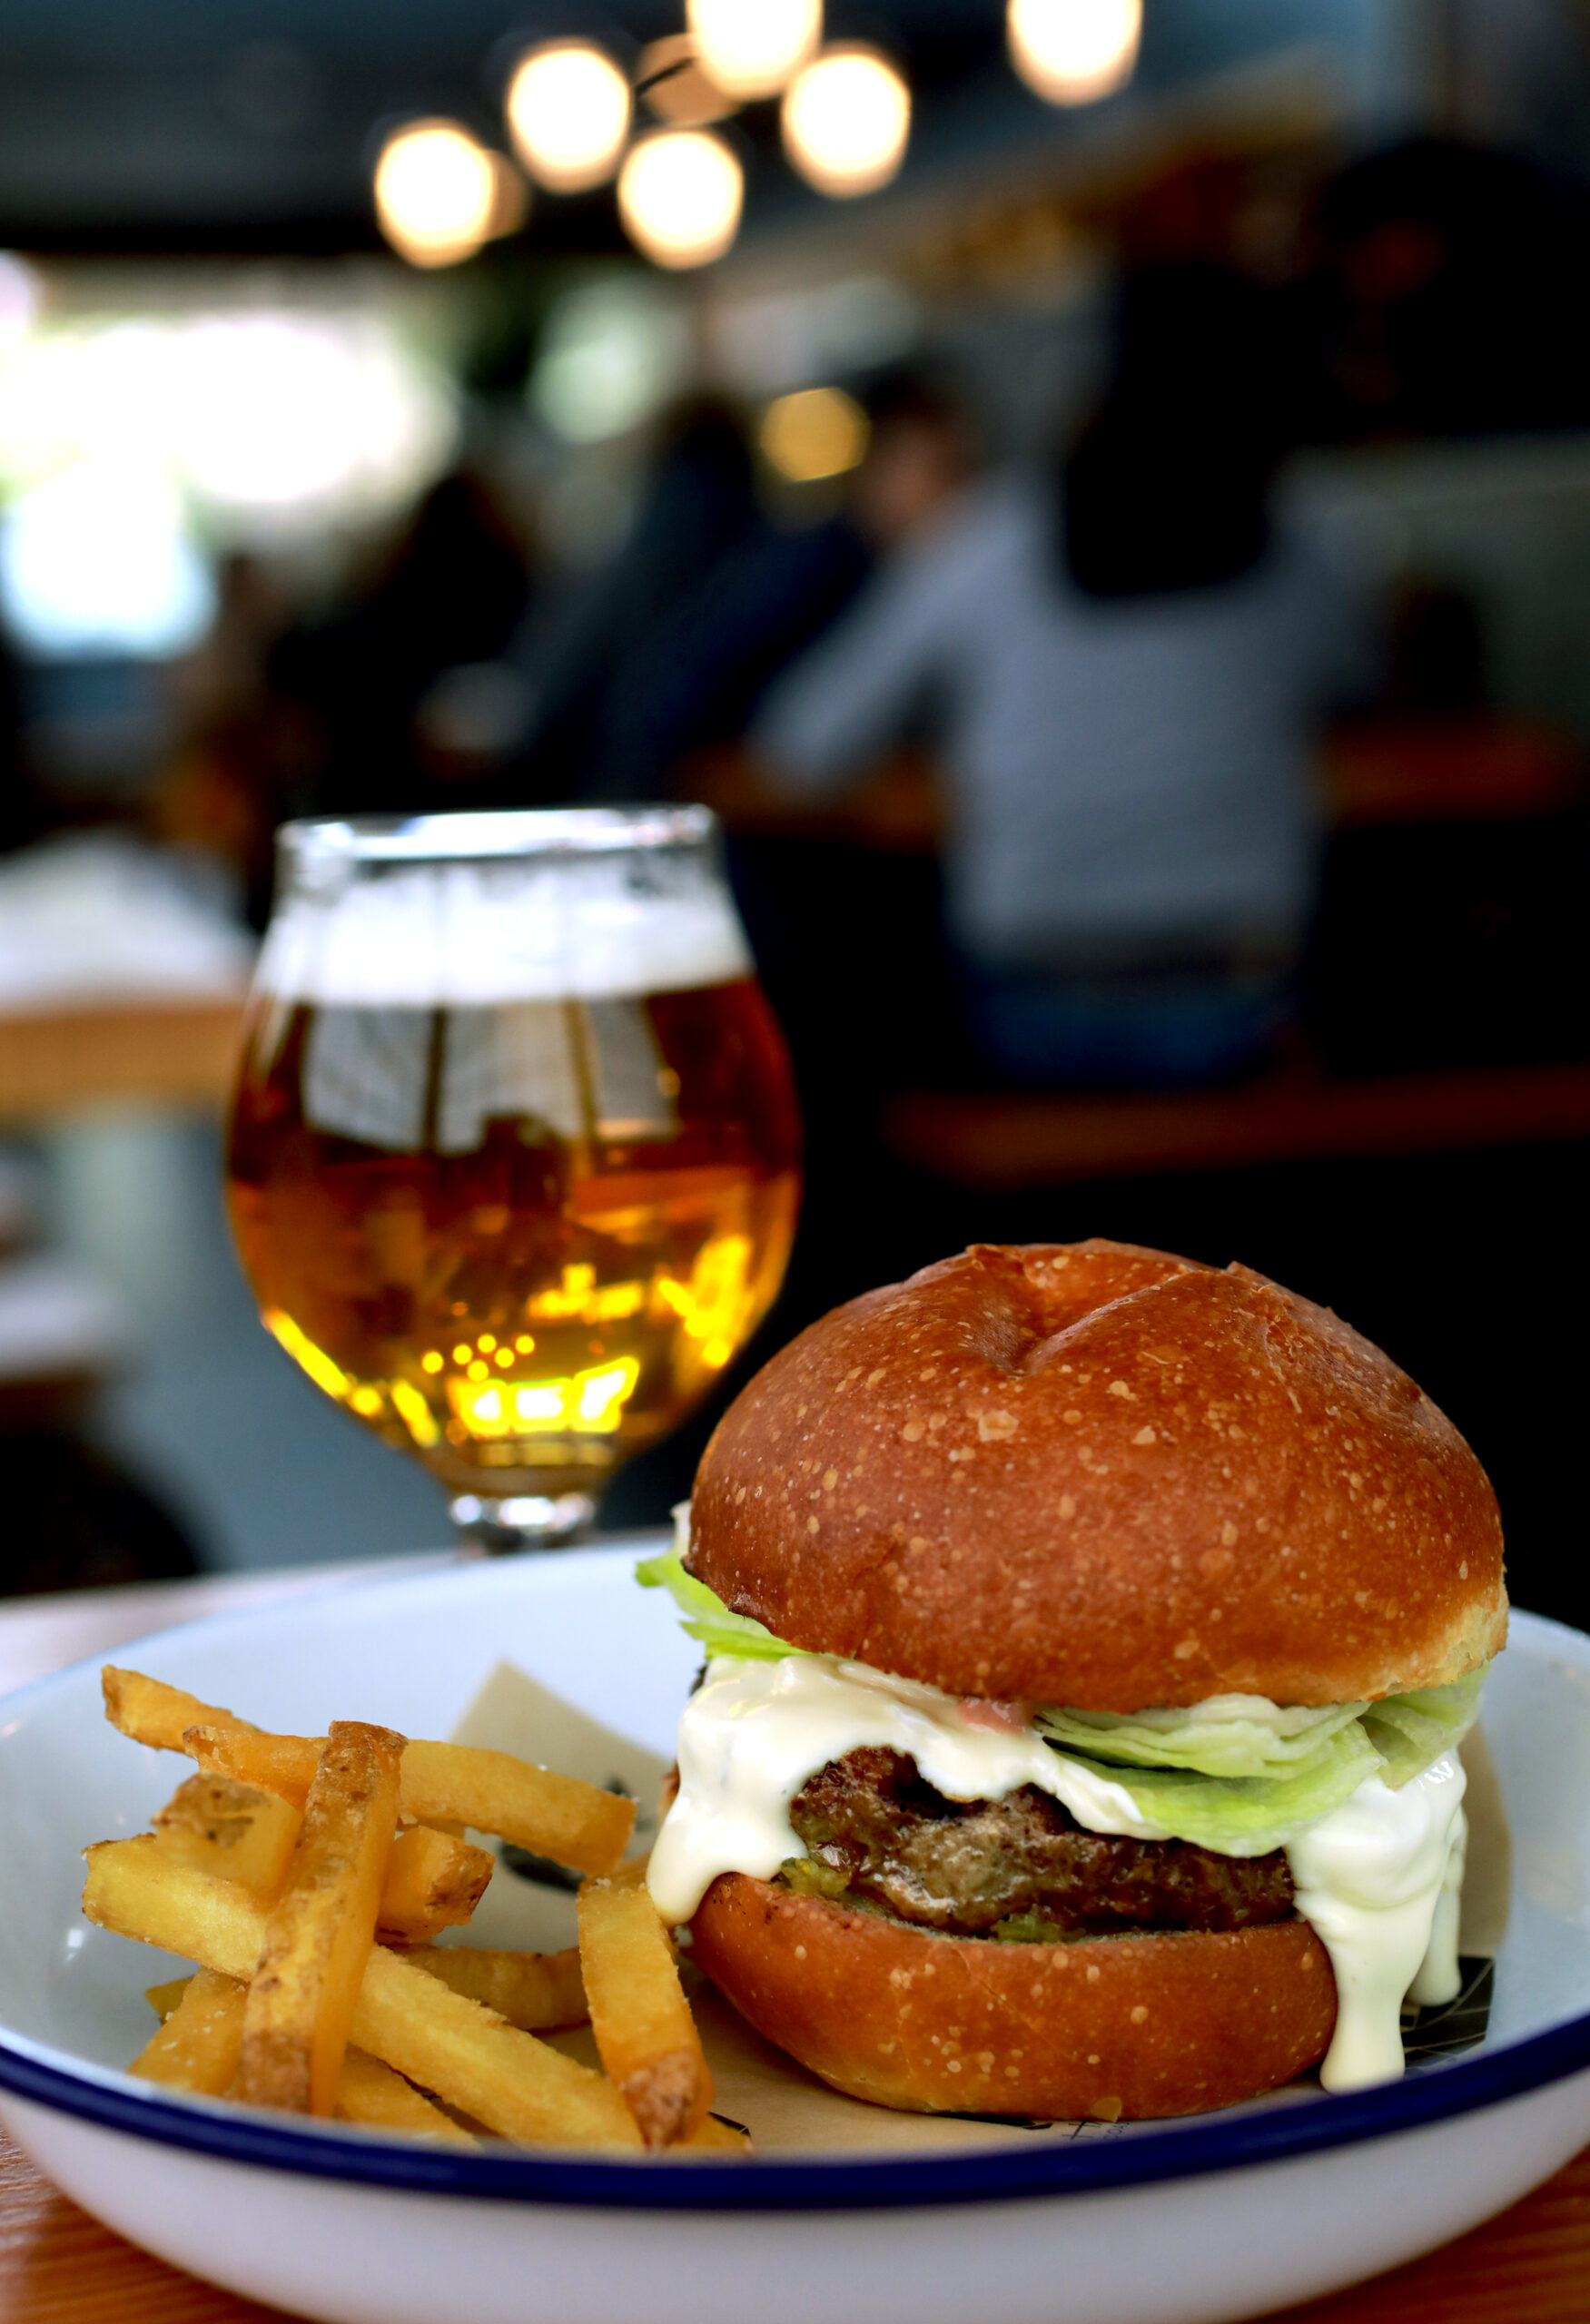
[647,1653,1470,2097]
[1289,1755,1467,2090]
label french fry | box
[186,1727,320,1807]
[86,1838,263,1979]
[578,1874,711,2148]
[190,1727,633,1875]
[406,1944,588,2030]
[145,1976,193,2022]
[153,1774,303,1894]
[335,2048,476,2145]
[351,1946,639,2150]
[131,1967,246,2094]
[155,1774,489,1936]
[185,1726,633,1875]
[377,1827,494,1945]
[83,1840,640,2151]
[135,1959,474,2142]
[103,1668,252,1753]
[129,1967,247,2094]
[153,1772,262,1859]
[399,1742,634,1876]
[236,1721,404,2117]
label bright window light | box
[0,306,457,540]
[506,42,631,192]
[179,316,430,509]
[373,120,500,269]
[686,0,821,100]
[0,461,213,659]
[1008,0,1141,105]
[529,278,693,443]
[617,132,744,270]
[782,47,910,199]
[0,254,41,351]
[760,387,869,483]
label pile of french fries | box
[82,1668,742,2156]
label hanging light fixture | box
[505,40,630,192]
[782,46,910,200]
[373,121,515,269]
[617,131,744,269]
[637,34,737,127]
[1008,0,1141,106]
[687,0,821,101]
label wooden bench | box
[882,1059,1590,1192]
[1323,721,1584,826]
[0,1000,245,1125]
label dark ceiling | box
[0,1,1381,255]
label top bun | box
[689,1241,1506,1709]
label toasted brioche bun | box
[691,1873,1336,2120]
[689,1240,1506,1709]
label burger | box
[639,1240,1506,2122]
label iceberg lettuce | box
[1032,1694,1368,1781]
[635,1547,805,1663]
[1063,1723,1386,1854]
[1360,1668,1487,1787]
[636,1547,1486,1843]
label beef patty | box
[785,1748,1297,1939]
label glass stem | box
[449,1492,598,1554]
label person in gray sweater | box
[754,270,1368,1088]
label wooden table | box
[0,998,245,1125]
[884,1059,1590,1191]
[2,1567,1587,2324]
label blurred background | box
[4,0,1590,1621]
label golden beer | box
[225,812,800,1538]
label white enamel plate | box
[1,1544,1587,2324]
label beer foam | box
[256,859,753,1007]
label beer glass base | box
[449,1492,598,1555]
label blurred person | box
[592,369,980,803]
[1304,137,1590,439]
[504,398,760,802]
[149,550,299,925]
[271,467,532,822]
[0,615,42,855]
[0,1427,201,1595]
[0,1170,201,1595]
[751,265,1365,1090]
[627,371,980,1128]
[1380,582,1488,720]
[1310,574,1588,1077]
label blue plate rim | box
[4,2009,1590,2211]
[3,1566,1585,2213]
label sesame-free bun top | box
[688,1241,1506,1709]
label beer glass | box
[226,808,801,1550]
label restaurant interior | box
[3,0,1590,1632]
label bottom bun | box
[690,1873,1337,2122]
